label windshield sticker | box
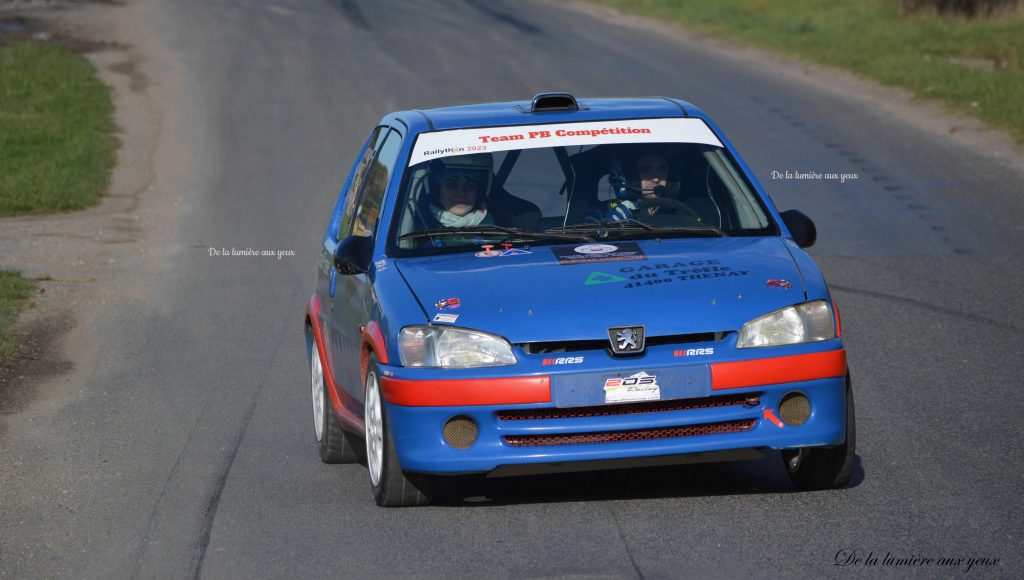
[475,244,533,258]
[584,271,627,285]
[500,248,532,256]
[475,244,502,257]
[542,356,584,366]
[432,313,459,324]
[574,244,618,254]
[604,371,661,404]
[434,298,461,310]
[552,242,645,266]
[409,118,723,165]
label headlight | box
[736,301,835,348]
[399,326,517,368]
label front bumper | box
[381,346,848,475]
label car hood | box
[395,237,807,344]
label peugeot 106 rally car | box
[304,93,854,506]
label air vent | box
[531,92,578,112]
[503,419,757,447]
[496,393,759,421]
[443,416,478,449]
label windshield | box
[391,118,774,255]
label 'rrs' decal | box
[674,347,714,357]
[542,356,584,366]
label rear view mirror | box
[780,209,817,248]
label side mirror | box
[334,235,373,275]
[780,209,817,249]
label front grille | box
[519,332,723,355]
[496,393,758,421]
[503,418,756,447]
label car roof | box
[385,96,710,134]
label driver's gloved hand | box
[606,200,637,222]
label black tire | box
[310,334,359,464]
[782,373,856,490]
[364,354,434,507]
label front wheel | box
[782,373,856,490]
[364,354,435,507]
[310,336,359,464]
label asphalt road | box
[2,0,1023,578]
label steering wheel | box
[635,197,702,223]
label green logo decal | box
[585,271,627,286]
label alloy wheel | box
[311,348,325,442]
[365,370,384,486]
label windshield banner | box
[409,118,722,166]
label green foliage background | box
[0,43,118,215]
[590,0,1024,142]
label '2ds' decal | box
[603,371,660,404]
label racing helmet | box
[626,148,680,198]
[429,153,493,207]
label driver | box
[424,154,493,228]
[607,151,671,221]
[636,151,671,202]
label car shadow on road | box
[429,452,864,507]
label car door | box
[320,126,385,407]
[328,127,404,411]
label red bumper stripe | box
[380,376,551,407]
[711,349,847,390]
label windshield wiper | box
[548,220,727,238]
[645,224,727,237]
[399,224,591,243]
[550,219,654,233]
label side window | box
[351,130,402,239]
[338,127,386,240]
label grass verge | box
[0,272,35,359]
[0,42,118,216]
[588,0,1024,143]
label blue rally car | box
[305,93,854,506]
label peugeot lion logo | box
[616,329,637,350]
[608,325,645,355]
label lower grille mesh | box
[497,394,756,422]
[503,418,756,447]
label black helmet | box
[628,149,679,198]
[429,154,493,203]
